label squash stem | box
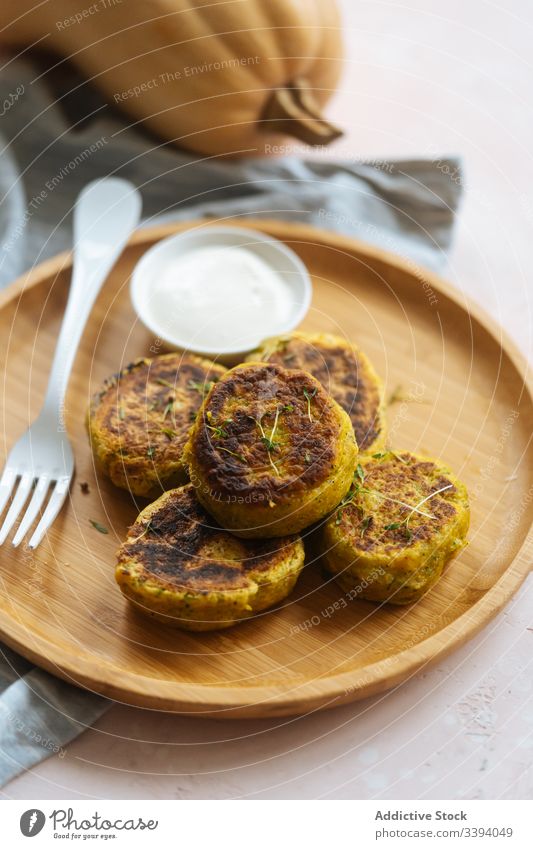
[261,78,343,146]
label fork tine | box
[0,466,17,518]
[28,476,71,550]
[0,472,34,545]
[12,476,51,548]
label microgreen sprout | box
[371,451,409,465]
[218,446,246,463]
[391,451,410,465]
[360,516,372,537]
[355,463,365,485]
[387,384,407,405]
[383,521,412,542]
[162,398,174,420]
[266,406,281,450]
[335,491,356,525]
[155,377,176,391]
[129,520,152,544]
[382,483,453,539]
[206,418,232,439]
[188,379,214,396]
[303,387,318,422]
[405,484,453,526]
[256,407,282,476]
[369,490,434,518]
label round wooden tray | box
[0,220,532,718]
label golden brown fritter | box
[247,332,386,452]
[318,451,470,604]
[115,484,305,630]
[184,362,358,538]
[87,352,226,498]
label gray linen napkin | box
[0,57,462,787]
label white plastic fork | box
[0,177,141,549]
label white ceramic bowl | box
[130,225,312,362]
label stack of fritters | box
[88,331,469,629]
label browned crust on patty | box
[186,362,346,503]
[117,484,301,594]
[251,333,385,451]
[336,452,463,553]
[87,352,226,496]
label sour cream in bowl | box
[130,226,312,362]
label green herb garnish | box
[303,387,317,422]
[382,484,453,538]
[188,379,214,396]
[391,451,410,465]
[368,490,434,518]
[206,418,232,439]
[255,407,282,475]
[130,520,152,543]
[384,521,413,542]
[355,463,365,485]
[162,398,174,419]
[147,446,156,458]
[118,406,125,420]
[335,491,356,525]
[218,446,245,463]
[89,519,108,535]
[387,384,407,405]
[360,516,372,537]
[155,377,176,391]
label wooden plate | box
[1,221,532,718]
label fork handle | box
[42,178,141,420]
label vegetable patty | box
[318,451,469,604]
[87,352,226,498]
[115,484,305,630]
[184,362,358,538]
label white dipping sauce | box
[146,246,293,351]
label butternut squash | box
[1,0,343,156]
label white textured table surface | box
[3,0,533,800]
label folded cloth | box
[0,57,463,787]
